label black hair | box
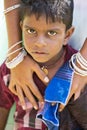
[21,0,74,30]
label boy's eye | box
[27,29,36,34]
[48,31,57,36]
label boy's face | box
[21,15,73,64]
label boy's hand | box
[9,55,49,110]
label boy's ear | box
[20,21,23,30]
[64,26,75,45]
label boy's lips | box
[32,51,48,55]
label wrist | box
[8,50,22,61]
[7,41,23,60]
[5,49,27,69]
[4,0,22,8]
[80,38,87,60]
[70,52,87,76]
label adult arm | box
[59,38,87,111]
[0,107,10,130]
[4,0,22,53]
[4,0,49,110]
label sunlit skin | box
[21,15,70,66]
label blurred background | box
[0,0,8,64]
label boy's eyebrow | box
[23,24,37,30]
[24,25,32,29]
[23,24,65,32]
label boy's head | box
[20,0,74,64]
[21,0,74,30]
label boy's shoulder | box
[65,45,77,62]
[0,61,10,87]
[0,62,14,109]
[0,61,10,76]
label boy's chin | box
[33,57,48,64]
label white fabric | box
[69,0,87,50]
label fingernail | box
[59,109,62,112]
[22,105,26,110]
[51,103,55,106]
[44,76,49,83]
[34,106,38,110]
[41,102,44,105]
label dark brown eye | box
[48,31,57,36]
[27,29,36,34]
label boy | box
[0,0,87,130]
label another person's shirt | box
[0,45,87,130]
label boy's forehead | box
[23,14,66,30]
[24,14,62,25]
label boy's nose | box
[35,36,47,47]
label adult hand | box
[59,38,87,112]
[9,55,49,110]
[59,73,87,112]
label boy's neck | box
[39,47,65,68]
[40,48,66,77]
